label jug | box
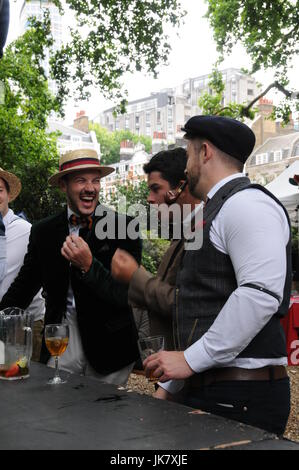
[0,307,33,380]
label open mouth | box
[80,194,96,209]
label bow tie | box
[69,214,93,230]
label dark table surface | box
[0,363,298,450]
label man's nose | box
[84,181,95,192]
[147,193,156,204]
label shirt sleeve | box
[184,190,289,373]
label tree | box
[198,68,257,120]
[49,0,185,114]
[0,13,65,222]
[205,0,299,122]
[90,123,152,164]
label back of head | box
[143,147,187,188]
[182,115,256,169]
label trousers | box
[179,377,291,436]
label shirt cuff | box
[184,338,215,374]
[158,379,185,395]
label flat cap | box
[182,115,256,163]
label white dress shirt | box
[161,173,290,394]
[0,216,6,283]
[0,209,45,321]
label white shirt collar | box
[3,209,15,228]
[207,173,245,201]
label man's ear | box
[58,177,67,194]
[202,142,213,163]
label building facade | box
[48,112,100,156]
[94,68,259,145]
[19,0,63,95]
[246,132,299,185]
[100,143,150,200]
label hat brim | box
[48,164,115,187]
[0,170,22,202]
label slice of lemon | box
[16,357,28,368]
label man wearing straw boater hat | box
[0,150,142,384]
[0,168,45,361]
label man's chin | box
[77,202,97,216]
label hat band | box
[60,157,100,172]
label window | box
[157,111,161,123]
[293,144,299,156]
[248,89,254,96]
[256,153,268,165]
[269,152,274,162]
[193,79,204,89]
[274,150,282,161]
[282,148,289,159]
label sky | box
[6,0,299,125]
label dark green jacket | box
[0,206,142,374]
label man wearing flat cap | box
[0,150,142,385]
[0,168,45,360]
[144,115,291,435]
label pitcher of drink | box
[0,307,33,380]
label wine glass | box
[138,335,165,383]
[45,324,69,385]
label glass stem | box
[54,356,60,379]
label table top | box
[0,363,298,450]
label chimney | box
[73,110,89,134]
[257,98,273,116]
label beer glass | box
[138,335,164,383]
[45,324,69,385]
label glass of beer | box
[45,324,69,385]
[138,335,165,383]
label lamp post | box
[0,0,10,58]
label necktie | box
[69,214,93,230]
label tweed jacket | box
[128,238,184,349]
[0,206,142,374]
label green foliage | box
[50,0,185,112]
[109,181,150,214]
[205,0,299,123]
[198,68,256,119]
[142,237,170,275]
[0,13,65,222]
[90,123,152,165]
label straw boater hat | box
[0,168,22,202]
[48,149,115,187]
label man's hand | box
[61,234,93,273]
[111,248,138,284]
[143,351,194,383]
[153,386,173,401]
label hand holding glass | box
[45,324,69,385]
[138,335,164,383]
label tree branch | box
[215,81,299,117]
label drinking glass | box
[45,324,69,385]
[138,335,164,383]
